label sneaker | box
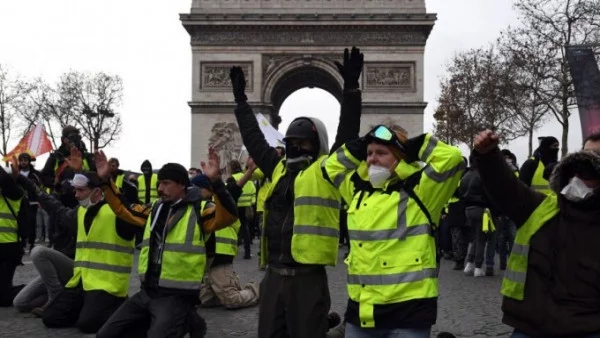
[463,262,475,276]
[453,261,464,271]
[485,267,494,276]
[474,267,485,277]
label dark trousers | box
[259,267,331,338]
[465,207,497,268]
[27,204,39,247]
[0,242,24,306]
[496,216,516,268]
[42,286,125,333]
[238,207,252,257]
[439,217,452,253]
[96,289,196,338]
[451,225,473,263]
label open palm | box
[201,148,221,180]
[94,150,110,178]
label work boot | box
[188,309,207,338]
[327,312,341,329]
[485,266,494,276]
[326,323,345,338]
[474,267,485,277]
[452,261,464,270]
[463,262,475,276]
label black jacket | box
[41,145,96,190]
[233,90,362,268]
[0,168,25,260]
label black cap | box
[158,163,190,186]
[283,118,317,141]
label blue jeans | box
[345,323,431,338]
[511,330,600,338]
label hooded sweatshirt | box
[475,148,600,337]
[520,136,559,186]
[140,160,154,204]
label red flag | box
[3,124,54,162]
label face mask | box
[286,156,311,172]
[561,176,595,202]
[286,144,313,160]
[78,189,102,209]
[368,165,392,188]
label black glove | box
[334,46,364,91]
[229,66,248,103]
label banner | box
[566,46,600,138]
[3,123,54,162]
[256,113,285,148]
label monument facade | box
[181,0,436,167]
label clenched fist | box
[474,130,500,155]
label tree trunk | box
[561,108,569,158]
[528,128,533,157]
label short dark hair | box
[583,132,600,147]
[62,125,79,138]
[108,158,119,167]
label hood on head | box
[183,185,203,203]
[141,160,152,172]
[303,117,329,157]
[549,150,600,193]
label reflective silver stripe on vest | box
[295,196,341,210]
[349,223,430,241]
[0,227,17,233]
[333,174,345,188]
[397,193,433,240]
[504,269,526,284]
[215,237,238,246]
[76,241,134,254]
[347,268,437,285]
[0,212,16,220]
[140,239,149,248]
[336,147,358,170]
[74,261,132,274]
[294,225,339,238]
[163,243,206,254]
[157,278,202,290]
[423,160,466,183]
[511,243,529,257]
[421,136,438,161]
[531,185,549,191]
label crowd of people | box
[0,46,599,338]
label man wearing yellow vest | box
[194,170,259,309]
[229,46,363,338]
[228,159,256,259]
[138,159,158,205]
[474,129,600,337]
[325,124,464,337]
[17,167,139,333]
[94,149,238,338]
[108,157,138,204]
[519,136,559,195]
[0,164,26,307]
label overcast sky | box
[0,0,583,171]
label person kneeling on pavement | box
[16,163,139,334]
[94,149,238,338]
[194,170,259,309]
[474,130,600,337]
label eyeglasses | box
[367,125,407,154]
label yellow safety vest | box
[65,204,134,297]
[260,156,341,268]
[54,157,90,172]
[254,168,270,213]
[530,158,552,195]
[138,201,207,290]
[215,220,240,256]
[115,173,125,189]
[501,195,559,300]
[482,208,496,233]
[138,173,159,204]
[0,196,22,243]
[232,172,256,207]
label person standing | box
[18,152,42,252]
[519,136,559,194]
[228,159,256,259]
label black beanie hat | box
[158,163,190,187]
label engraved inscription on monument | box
[364,63,414,91]
[201,62,253,91]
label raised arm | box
[230,67,281,179]
[200,149,238,232]
[330,47,364,153]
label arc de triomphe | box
[181,0,436,167]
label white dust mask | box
[561,176,595,202]
[368,165,392,188]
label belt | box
[268,266,324,276]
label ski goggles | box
[366,125,407,154]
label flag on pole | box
[3,123,54,162]
[256,113,285,147]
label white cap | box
[70,173,90,188]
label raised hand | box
[201,148,222,181]
[10,155,20,179]
[94,150,110,179]
[229,66,248,103]
[474,130,500,155]
[64,146,83,172]
[334,46,364,91]
[246,157,257,172]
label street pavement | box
[0,243,512,338]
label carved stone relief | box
[364,63,414,91]
[208,122,243,171]
[201,62,253,91]
[262,54,341,78]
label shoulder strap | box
[391,168,437,229]
[2,195,19,221]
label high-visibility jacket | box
[325,133,465,328]
[0,195,22,243]
[260,155,341,268]
[215,219,240,256]
[482,208,496,233]
[253,169,270,213]
[65,205,134,297]
[115,173,125,189]
[530,158,552,195]
[138,201,207,290]
[232,172,256,207]
[54,157,91,172]
[501,194,559,300]
[138,173,158,204]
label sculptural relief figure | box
[366,66,412,88]
[208,122,244,172]
[204,67,231,88]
